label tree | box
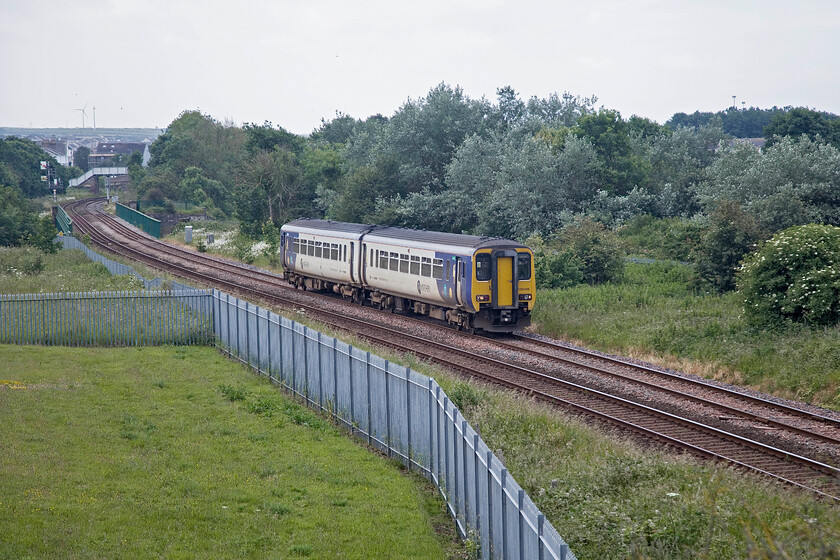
[311,112,359,145]
[74,146,90,172]
[764,107,840,148]
[0,185,57,252]
[571,110,650,196]
[235,148,303,235]
[693,201,760,293]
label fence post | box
[245,301,251,366]
[462,419,469,528]
[255,302,261,375]
[443,395,450,504]
[333,337,339,422]
[429,379,436,482]
[406,365,412,472]
[538,514,545,560]
[474,433,480,543]
[364,352,371,445]
[518,489,525,560]
[384,359,391,458]
[501,468,508,559]
[266,309,272,380]
[316,331,323,410]
[487,450,494,559]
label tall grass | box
[533,262,840,409]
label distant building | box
[37,139,73,166]
[88,142,151,167]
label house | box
[37,139,73,166]
[88,142,151,167]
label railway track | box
[63,198,840,500]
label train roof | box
[283,219,375,235]
[283,219,527,251]
[367,227,527,250]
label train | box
[280,219,535,332]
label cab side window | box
[517,253,532,280]
[476,254,491,281]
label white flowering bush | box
[738,224,840,326]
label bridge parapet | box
[69,167,128,189]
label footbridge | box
[69,167,128,189]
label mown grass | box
[533,262,840,410]
[0,345,462,559]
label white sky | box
[2,0,838,135]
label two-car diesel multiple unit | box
[280,219,535,332]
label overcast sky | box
[2,0,838,135]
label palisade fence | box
[0,290,213,347]
[213,290,574,560]
[6,238,576,560]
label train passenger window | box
[379,250,388,269]
[410,255,420,275]
[293,238,300,254]
[315,242,323,258]
[476,254,491,281]
[445,260,451,281]
[432,259,443,280]
[307,240,315,256]
[389,252,399,271]
[421,257,432,277]
[331,243,339,260]
[517,253,532,280]
[399,254,409,273]
[371,249,375,266]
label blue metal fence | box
[0,290,213,347]
[213,291,575,560]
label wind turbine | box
[75,103,88,128]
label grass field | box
[533,262,840,410]
[0,345,461,559]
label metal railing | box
[0,290,213,347]
[213,291,575,560]
[116,202,161,238]
[55,206,73,235]
[68,167,128,188]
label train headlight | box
[518,294,532,301]
[475,294,490,302]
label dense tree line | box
[129,86,840,297]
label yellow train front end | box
[470,247,535,332]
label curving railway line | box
[64,197,840,501]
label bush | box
[693,201,761,293]
[535,249,585,289]
[560,218,625,285]
[738,224,840,326]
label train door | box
[492,250,518,308]
[349,242,355,283]
[454,257,464,306]
[361,243,367,283]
